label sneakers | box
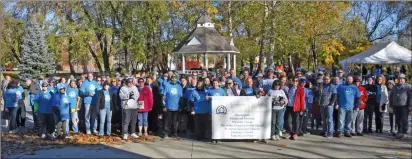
[292,134,298,140]
[8,130,17,134]
[138,132,143,136]
[50,133,56,139]
[41,134,47,139]
[279,131,283,137]
[123,134,129,140]
[163,135,169,140]
[93,131,99,134]
[65,135,73,139]
[144,132,148,137]
[304,132,310,135]
[131,133,139,139]
[356,133,363,136]
[275,135,280,141]
[395,133,402,139]
[326,134,333,138]
[344,132,352,137]
[271,135,276,140]
[337,132,343,137]
[350,133,357,136]
[401,133,407,139]
[286,133,291,139]
[86,131,91,135]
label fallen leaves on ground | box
[1,128,160,158]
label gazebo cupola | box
[172,14,240,74]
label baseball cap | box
[299,78,307,83]
[42,82,48,87]
[257,73,263,77]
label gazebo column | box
[182,54,186,74]
[204,53,208,68]
[233,54,236,71]
[227,54,231,71]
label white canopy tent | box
[340,41,412,67]
[339,41,411,81]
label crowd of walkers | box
[1,64,411,142]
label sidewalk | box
[2,103,412,158]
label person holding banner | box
[266,80,288,140]
[286,77,306,140]
[189,80,210,141]
[240,77,265,97]
[206,79,226,143]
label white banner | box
[211,96,272,140]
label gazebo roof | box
[172,15,240,54]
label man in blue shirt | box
[162,73,183,139]
[337,75,360,138]
[79,73,102,135]
[317,74,337,138]
[227,69,242,89]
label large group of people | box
[1,64,411,142]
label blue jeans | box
[99,106,112,136]
[279,107,286,131]
[7,107,18,131]
[85,104,97,132]
[320,106,334,135]
[138,112,149,127]
[272,109,283,136]
[71,112,79,133]
[338,108,353,133]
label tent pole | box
[182,54,186,74]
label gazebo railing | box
[177,70,201,75]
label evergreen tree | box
[18,17,55,80]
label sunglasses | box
[111,81,116,82]
[227,83,233,84]
[42,86,47,88]
[138,81,144,83]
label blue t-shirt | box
[228,76,243,89]
[207,88,226,97]
[337,84,361,110]
[52,93,70,120]
[242,87,255,96]
[261,78,276,93]
[190,89,209,114]
[207,88,226,115]
[35,90,53,114]
[80,79,102,104]
[48,85,57,95]
[163,83,183,111]
[103,90,111,107]
[304,88,314,110]
[110,86,119,95]
[288,87,297,107]
[376,84,382,103]
[17,86,24,100]
[3,88,19,108]
[66,87,79,109]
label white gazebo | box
[172,14,240,74]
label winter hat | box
[299,78,307,84]
[387,80,395,86]
[398,74,407,80]
[257,73,263,77]
[42,82,48,87]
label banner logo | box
[216,105,227,114]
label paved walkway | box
[3,104,412,158]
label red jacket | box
[357,85,368,110]
[137,86,154,113]
[293,86,306,112]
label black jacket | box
[96,89,115,111]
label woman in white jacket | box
[267,80,288,140]
[375,75,389,133]
[119,78,140,140]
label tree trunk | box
[257,1,269,73]
[267,1,277,68]
[87,44,102,73]
[124,45,130,74]
[68,38,76,75]
[289,54,295,75]
[311,37,318,72]
[249,56,254,73]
